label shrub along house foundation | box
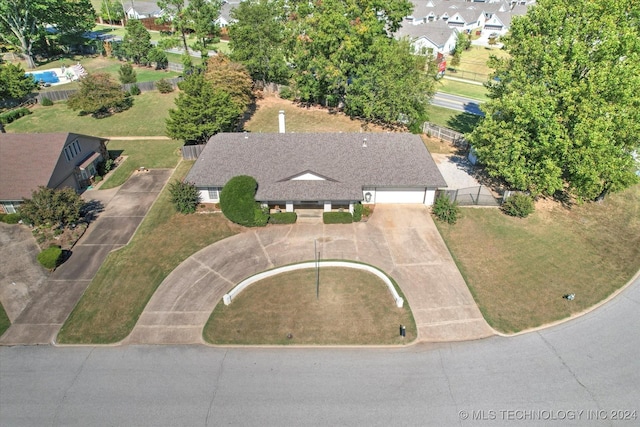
[185,130,447,215]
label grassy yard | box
[0,302,10,337]
[57,161,242,344]
[205,267,416,345]
[426,105,483,134]
[436,185,640,333]
[437,79,488,101]
[6,90,177,136]
[101,139,183,189]
[451,46,509,79]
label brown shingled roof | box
[185,133,447,201]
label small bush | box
[93,175,103,183]
[323,212,353,224]
[253,206,269,227]
[0,107,31,124]
[432,195,460,224]
[97,158,115,176]
[1,213,21,224]
[268,212,297,224]
[129,84,141,96]
[169,181,201,214]
[37,246,62,270]
[156,78,174,93]
[502,193,535,218]
[119,63,137,84]
[41,97,53,106]
[353,203,363,222]
[279,86,293,99]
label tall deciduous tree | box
[166,71,242,144]
[468,0,640,200]
[100,0,125,24]
[67,73,132,118]
[204,55,254,114]
[19,186,84,226]
[228,0,290,85]
[0,0,95,69]
[0,62,37,100]
[186,0,222,55]
[122,19,152,64]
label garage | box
[373,188,427,204]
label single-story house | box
[185,132,447,214]
[125,1,164,19]
[0,133,108,213]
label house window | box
[208,187,220,200]
[2,202,19,214]
[73,139,81,154]
[64,140,82,162]
[64,146,72,161]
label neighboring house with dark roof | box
[185,132,447,214]
[217,1,240,28]
[0,133,108,213]
[125,1,164,19]
[396,20,459,57]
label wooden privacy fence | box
[181,144,206,160]
[423,122,469,150]
[34,76,183,103]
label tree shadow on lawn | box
[446,112,483,134]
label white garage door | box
[375,188,426,204]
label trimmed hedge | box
[37,245,62,270]
[268,212,297,224]
[323,212,353,224]
[0,107,31,124]
[353,203,363,222]
[0,213,21,224]
[220,176,268,227]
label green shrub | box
[169,181,201,214]
[323,212,353,224]
[37,246,62,270]
[353,203,363,222]
[279,86,293,99]
[253,206,269,227]
[432,195,460,224]
[268,212,297,224]
[19,186,84,226]
[155,78,174,93]
[1,213,21,224]
[0,107,31,124]
[129,84,141,96]
[93,175,103,183]
[0,213,4,222]
[220,176,265,227]
[118,63,137,84]
[97,157,115,176]
[502,193,535,218]
[41,97,53,106]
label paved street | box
[432,92,484,115]
[1,273,638,426]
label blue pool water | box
[26,70,60,84]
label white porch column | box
[324,202,332,212]
[286,202,293,212]
[349,203,354,214]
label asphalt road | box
[2,274,638,426]
[432,92,484,116]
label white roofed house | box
[125,1,164,19]
[185,132,447,215]
[396,20,459,57]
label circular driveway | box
[126,205,493,344]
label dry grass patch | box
[58,161,242,343]
[205,267,416,345]
[436,185,640,333]
[244,95,388,133]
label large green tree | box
[157,0,190,53]
[204,55,254,114]
[186,0,222,55]
[166,71,242,144]
[0,62,37,100]
[0,0,95,69]
[67,73,132,118]
[121,19,152,64]
[228,0,290,85]
[19,186,84,227]
[468,0,640,200]
[99,0,125,24]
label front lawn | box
[57,161,242,343]
[205,267,416,345]
[102,139,183,189]
[436,185,640,333]
[6,90,177,136]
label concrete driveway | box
[0,169,173,345]
[126,204,493,344]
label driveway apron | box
[126,205,493,344]
[0,169,173,345]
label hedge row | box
[0,213,21,224]
[0,107,31,124]
[323,212,353,224]
[268,212,297,224]
[37,245,62,270]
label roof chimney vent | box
[362,138,367,148]
[278,110,286,134]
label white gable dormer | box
[283,170,336,181]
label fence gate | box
[438,186,499,207]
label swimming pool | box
[26,70,60,84]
